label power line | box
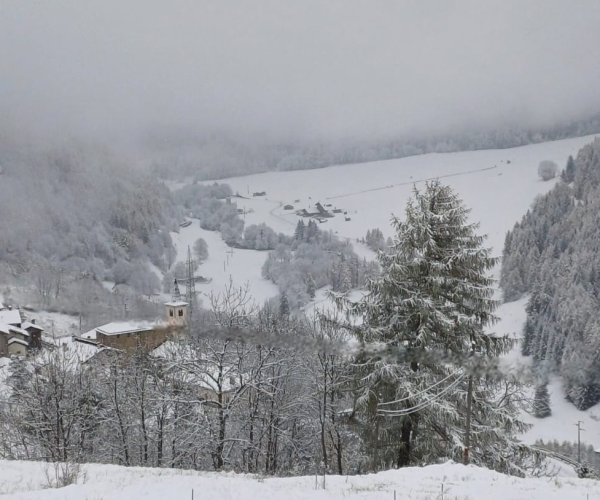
[378,368,464,406]
[377,372,467,417]
[576,420,585,464]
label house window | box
[178,309,183,317]
[169,310,174,317]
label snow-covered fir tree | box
[332,180,532,474]
[294,220,305,241]
[561,155,576,183]
[339,256,352,293]
[533,383,552,418]
[279,293,290,318]
[306,274,317,299]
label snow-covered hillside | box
[0,460,595,500]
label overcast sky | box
[1,0,600,144]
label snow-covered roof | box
[41,334,59,347]
[8,327,29,337]
[0,309,21,326]
[8,338,28,346]
[164,301,188,307]
[96,321,155,336]
[43,336,102,365]
[80,328,97,340]
[21,321,43,332]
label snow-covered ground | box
[216,134,597,279]
[0,460,596,500]
[23,310,79,339]
[170,221,279,305]
[170,135,596,308]
[522,376,600,447]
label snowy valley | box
[4,3,600,498]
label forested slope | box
[501,138,600,410]
[0,133,182,319]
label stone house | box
[94,300,189,351]
[0,305,44,358]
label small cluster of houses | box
[296,202,350,222]
[0,292,189,360]
[1,295,241,404]
[0,301,45,358]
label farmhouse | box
[95,300,188,351]
[315,202,333,218]
[0,304,44,358]
[283,204,294,210]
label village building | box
[165,300,188,326]
[315,202,333,218]
[0,304,45,358]
[87,294,189,351]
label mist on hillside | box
[1,0,600,167]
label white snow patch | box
[170,220,279,304]
[0,460,597,499]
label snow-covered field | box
[216,134,597,278]
[170,221,279,305]
[0,460,596,500]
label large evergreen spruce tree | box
[335,180,531,474]
[533,383,552,418]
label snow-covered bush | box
[538,160,558,181]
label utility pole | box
[464,375,473,465]
[464,337,476,466]
[184,246,196,325]
[576,421,585,463]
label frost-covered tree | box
[306,274,317,299]
[533,383,552,418]
[364,228,386,251]
[193,238,209,262]
[333,180,530,474]
[279,293,290,318]
[561,155,576,183]
[294,220,305,241]
[538,160,559,181]
[338,257,352,293]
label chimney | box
[8,305,11,310]
[31,319,36,324]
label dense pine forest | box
[501,138,600,410]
